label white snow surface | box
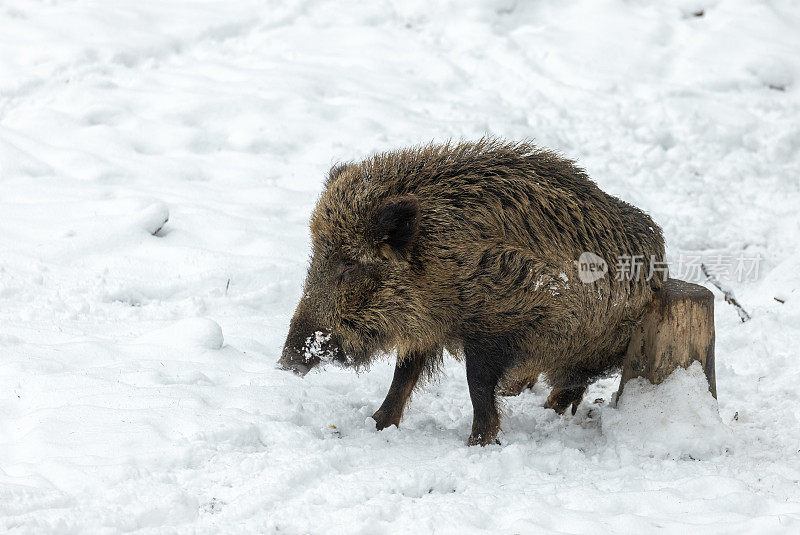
[2,0,800,532]
[603,363,732,460]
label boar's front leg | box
[464,335,516,446]
[372,353,427,430]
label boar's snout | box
[278,345,313,377]
[278,301,343,377]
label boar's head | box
[278,166,422,376]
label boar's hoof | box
[544,386,586,415]
[372,409,401,431]
[467,432,501,447]
[497,377,536,397]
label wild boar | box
[279,139,665,445]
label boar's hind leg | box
[544,367,591,415]
[372,353,427,430]
[464,336,517,446]
[544,385,586,415]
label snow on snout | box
[303,331,350,365]
[304,331,334,362]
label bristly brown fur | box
[284,138,665,444]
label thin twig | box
[701,263,751,322]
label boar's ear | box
[371,195,420,250]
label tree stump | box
[617,278,716,400]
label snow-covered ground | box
[2,0,799,532]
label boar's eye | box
[337,260,358,282]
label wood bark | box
[618,278,716,399]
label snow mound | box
[602,362,732,459]
[748,57,795,91]
[138,317,224,350]
[135,201,170,236]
